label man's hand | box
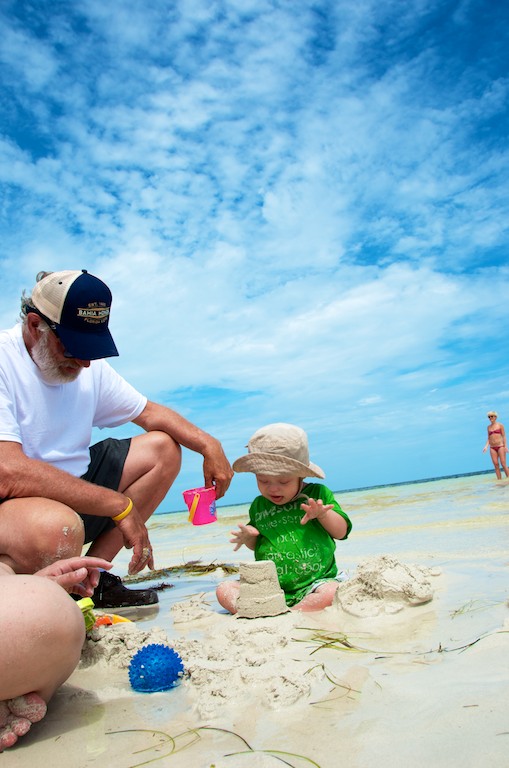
[133,401,234,500]
[202,440,234,499]
[35,556,112,596]
[230,523,259,551]
[115,506,155,575]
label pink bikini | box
[489,428,504,451]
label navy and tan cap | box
[30,270,119,360]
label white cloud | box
[1,0,508,507]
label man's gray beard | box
[31,332,82,384]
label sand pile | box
[80,622,169,669]
[78,599,321,722]
[171,593,212,623]
[171,610,319,720]
[334,555,441,617]
[79,557,442,717]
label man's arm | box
[0,441,154,574]
[0,441,129,518]
[133,400,233,498]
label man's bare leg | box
[85,431,181,562]
[0,498,84,574]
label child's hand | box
[300,498,334,525]
[35,556,112,596]
[230,524,259,551]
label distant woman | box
[483,411,509,479]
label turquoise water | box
[146,471,507,563]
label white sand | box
[2,475,508,767]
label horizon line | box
[157,468,493,515]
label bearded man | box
[0,270,232,608]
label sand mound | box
[334,555,441,617]
[80,623,169,668]
[171,609,321,720]
[79,598,321,723]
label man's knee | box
[132,431,182,475]
[150,431,181,462]
[120,433,182,511]
[21,501,84,570]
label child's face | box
[256,474,302,505]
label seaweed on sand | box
[293,626,509,658]
[450,598,504,618]
[107,725,322,768]
[305,662,361,706]
[293,627,368,655]
[124,560,239,587]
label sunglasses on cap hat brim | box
[25,304,78,359]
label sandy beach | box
[2,474,508,768]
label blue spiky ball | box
[128,643,184,693]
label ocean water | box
[119,471,508,636]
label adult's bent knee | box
[150,431,182,464]
[130,431,182,478]
[36,500,84,551]
[5,499,85,572]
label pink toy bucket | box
[182,486,217,526]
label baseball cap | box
[232,423,325,478]
[29,270,119,360]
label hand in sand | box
[35,556,113,597]
[0,694,47,752]
[300,498,334,525]
[230,523,259,551]
[114,505,155,575]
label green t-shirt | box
[248,483,352,606]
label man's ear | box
[24,312,44,344]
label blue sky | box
[1,0,508,511]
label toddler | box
[216,423,352,612]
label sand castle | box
[236,560,290,618]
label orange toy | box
[94,613,132,627]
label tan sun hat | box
[232,423,325,478]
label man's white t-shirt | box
[0,324,147,477]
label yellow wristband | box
[112,498,133,523]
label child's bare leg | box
[216,580,240,614]
[292,582,340,612]
[0,575,85,751]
